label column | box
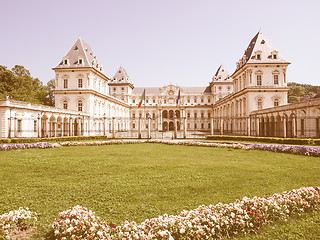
[292,117,296,138]
[14,118,17,137]
[283,116,287,138]
[174,116,177,139]
[138,117,141,139]
[112,117,116,138]
[220,118,223,135]
[148,117,151,139]
[69,118,73,136]
[38,115,41,138]
[256,117,260,137]
[210,117,214,135]
[104,116,106,135]
[183,117,187,139]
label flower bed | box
[2,139,320,158]
[245,144,320,157]
[52,187,320,239]
[0,142,56,151]
[0,207,37,239]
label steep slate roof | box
[110,66,132,84]
[132,86,211,95]
[54,37,104,73]
[212,65,232,82]
[242,31,288,64]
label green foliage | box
[0,65,54,106]
[0,144,319,239]
[205,135,319,145]
[288,95,300,103]
[0,135,112,144]
[288,82,320,103]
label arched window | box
[63,100,68,109]
[274,98,279,107]
[78,100,83,112]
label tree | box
[288,95,300,103]
[0,65,55,106]
[288,86,305,97]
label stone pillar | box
[159,110,162,131]
[210,117,214,135]
[247,117,251,136]
[103,115,106,135]
[8,117,12,138]
[256,117,260,137]
[183,117,187,139]
[148,117,151,139]
[138,117,141,139]
[283,116,287,138]
[69,118,73,136]
[54,122,57,137]
[220,118,223,135]
[112,117,116,138]
[14,117,17,137]
[292,117,296,138]
[38,115,41,138]
[174,116,177,139]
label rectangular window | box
[152,113,155,119]
[132,99,135,103]
[34,120,37,132]
[194,123,197,129]
[257,75,262,86]
[133,123,135,129]
[208,98,211,103]
[78,102,83,111]
[201,123,204,129]
[64,79,68,88]
[187,113,190,118]
[208,112,211,118]
[153,99,156,103]
[201,113,204,118]
[274,75,279,85]
[132,114,135,119]
[194,113,197,119]
[78,79,83,88]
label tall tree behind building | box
[0,65,54,106]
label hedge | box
[205,135,320,146]
[0,135,113,144]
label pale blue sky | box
[1,0,319,87]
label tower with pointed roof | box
[209,65,233,103]
[53,38,130,135]
[211,31,290,136]
[108,66,134,103]
[231,31,290,110]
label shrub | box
[0,207,37,239]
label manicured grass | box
[0,143,319,239]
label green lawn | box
[0,143,319,239]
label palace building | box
[1,31,320,139]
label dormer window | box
[63,58,69,65]
[78,57,84,65]
[255,50,262,60]
[271,50,278,59]
[119,71,121,73]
